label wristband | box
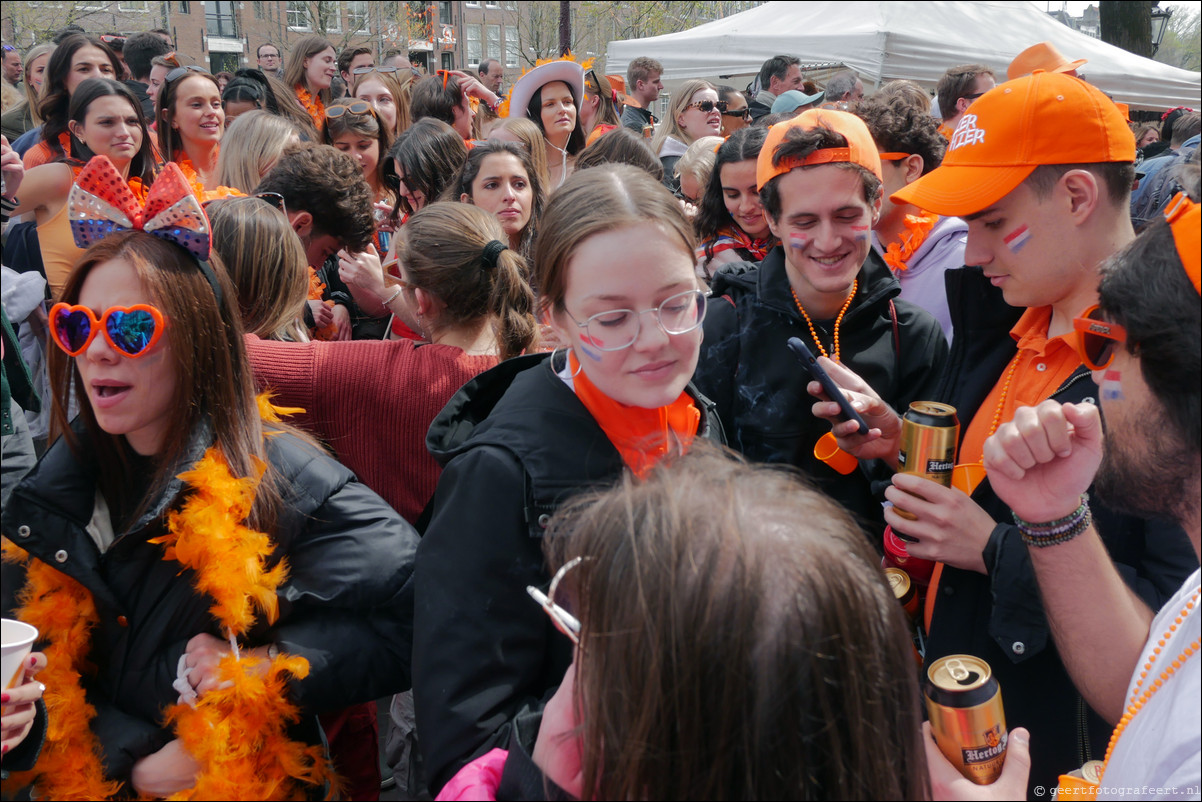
[1014,494,1091,548]
[487,95,503,113]
[382,285,403,306]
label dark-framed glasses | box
[526,556,587,647]
[685,99,727,114]
[1073,304,1127,371]
[564,289,707,352]
[721,106,751,120]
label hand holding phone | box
[787,337,870,435]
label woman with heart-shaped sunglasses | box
[4,174,420,798]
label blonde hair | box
[216,110,301,194]
[675,135,722,186]
[17,43,54,125]
[651,79,716,156]
[207,196,310,342]
[400,202,538,360]
[490,115,551,193]
[1,82,20,115]
[351,68,413,136]
[535,164,695,315]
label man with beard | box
[812,72,1194,798]
[974,171,1200,799]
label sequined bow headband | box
[69,155,211,260]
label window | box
[287,0,310,30]
[485,0,500,7]
[486,24,500,61]
[254,1,265,19]
[119,0,149,10]
[347,0,370,33]
[465,0,480,7]
[465,24,481,66]
[505,1,516,8]
[206,0,238,38]
[178,1,190,13]
[504,25,518,68]
[438,1,452,26]
[318,2,341,33]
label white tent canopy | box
[605,1,1200,111]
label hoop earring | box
[552,347,583,378]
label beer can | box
[895,402,960,520]
[884,566,919,621]
[642,122,655,139]
[924,655,1008,785]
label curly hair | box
[855,95,946,176]
[695,126,769,255]
[253,142,375,251]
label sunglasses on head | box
[100,35,126,46]
[685,99,727,114]
[166,64,209,83]
[1073,304,1128,371]
[326,99,374,119]
[2,44,16,53]
[354,65,396,75]
[50,303,166,358]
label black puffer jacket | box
[693,246,948,536]
[1,421,420,784]
[414,351,723,793]
[925,267,1196,800]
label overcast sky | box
[1029,0,1200,15]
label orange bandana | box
[568,351,700,478]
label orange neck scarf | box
[296,85,325,129]
[882,210,939,273]
[568,351,700,478]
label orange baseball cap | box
[756,108,882,190]
[1008,41,1087,80]
[1164,193,1200,295]
[891,71,1135,217]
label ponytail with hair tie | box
[482,239,508,269]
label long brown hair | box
[544,444,930,800]
[48,231,289,531]
[282,34,334,104]
[399,202,537,360]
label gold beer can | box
[895,402,960,520]
[924,655,1008,785]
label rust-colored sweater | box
[246,335,499,524]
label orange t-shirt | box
[959,306,1082,465]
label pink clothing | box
[435,748,508,801]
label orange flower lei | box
[0,409,340,801]
[296,85,325,130]
[882,210,939,273]
[307,267,338,341]
[173,152,245,203]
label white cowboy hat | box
[507,60,585,119]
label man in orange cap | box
[693,109,947,537]
[1008,41,1087,80]
[812,71,1194,798]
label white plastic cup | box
[1,618,38,690]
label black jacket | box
[925,267,1196,799]
[619,103,654,133]
[693,247,948,537]
[1,422,420,784]
[413,351,723,792]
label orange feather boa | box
[1,408,339,800]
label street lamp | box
[1151,6,1173,55]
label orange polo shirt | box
[923,306,1083,632]
[959,306,1082,465]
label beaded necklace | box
[987,351,1024,437]
[791,279,857,361]
[1101,586,1200,779]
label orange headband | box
[1164,193,1201,295]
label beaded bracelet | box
[381,285,403,306]
[1014,494,1092,548]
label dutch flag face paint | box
[578,333,604,361]
[1101,369,1125,401]
[1004,224,1032,253]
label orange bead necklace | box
[1099,585,1200,782]
[791,279,857,361]
[987,351,1024,437]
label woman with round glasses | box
[650,79,722,194]
[412,164,724,795]
[2,161,418,799]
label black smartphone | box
[787,337,870,435]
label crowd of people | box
[0,23,1199,802]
